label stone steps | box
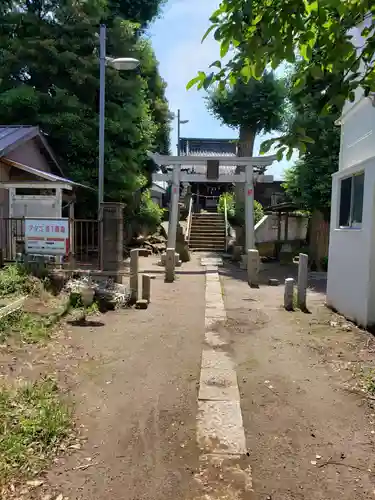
[189,213,226,251]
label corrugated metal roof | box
[0,126,38,156]
[2,158,93,190]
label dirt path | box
[220,262,375,500]
[45,257,205,500]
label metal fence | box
[0,218,25,260]
[0,217,100,267]
[72,219,100,267]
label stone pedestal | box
[232,245,242,262]
[176,224,190,263]
[247,249,260,287]
[158,252,182,267]
[165,248,175,283]
[284,278,295,311]
[130,249,139,303]
[99,202,124,282]
[279,243,293,264]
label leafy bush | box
[136,190,164,234]
[217,193,264,226]
[0,265,34,298]
[217,192,235,218]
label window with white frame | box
[338,172,364,228]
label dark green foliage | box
[282,64,341,217]
[207,72,287,135]
[108,0,166,26]
[0,0,170,216]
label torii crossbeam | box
[150,152,276,279]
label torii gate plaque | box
[151,153,276,279]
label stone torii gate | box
[151,153,277,281]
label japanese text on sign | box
[25,218,70,256]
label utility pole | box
[176,109,189,156]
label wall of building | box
[339,17,375,172]
[327,159,375,326]
[6,138,51,173]
[340,99,375,170]
[254,214,308,243]
[254,181,284,207]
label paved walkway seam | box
[194,262,252,498]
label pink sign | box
[25,218,70,256]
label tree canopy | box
[206,71,287,155]
[108,0,166,27]
[0,0,170,215]
[282,64,341,217]
[188,0,375,155]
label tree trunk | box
[235,126,255,249]
[235,126,255,201]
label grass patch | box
[0,309,65,344]
[0,378,71,485]
[363,368,375,395]
[0,265,37,299]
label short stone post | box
[130,249,139,303]
[297,253,308,310]
[284,278,294,311]
[142,274,151,303]
[247,249,260,287]
[165,247,175,283]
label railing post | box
[223,195,228,252]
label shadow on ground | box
[220,259,327,294]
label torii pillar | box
[150,153,277,278]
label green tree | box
[206,72,287,161]
[108,0,166,26]
[0,0,170,216]
[282,64,341,218]
[188,0,375,156]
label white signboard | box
[25,218,70,256]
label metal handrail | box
[186,196,194,243]
[223,195,228,252]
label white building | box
[326,17,375,327]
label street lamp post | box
[98,24,140,212]
[176,108,189,156]
[167,109,189,249]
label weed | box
[0,265,37,298]
[0,378,71,484]
[0,311,61,344]
[363,369,375,395]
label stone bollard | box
[130,249,139,303]
[165,248,175,283]
[297,253,308,310]
[284,278,294,311]
[232,245,242,262]
[247,249,260,287]
[142,274,151,303]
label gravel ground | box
[219,261,375,500]
[43,256,206,500]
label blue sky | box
[149,0,293,180]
